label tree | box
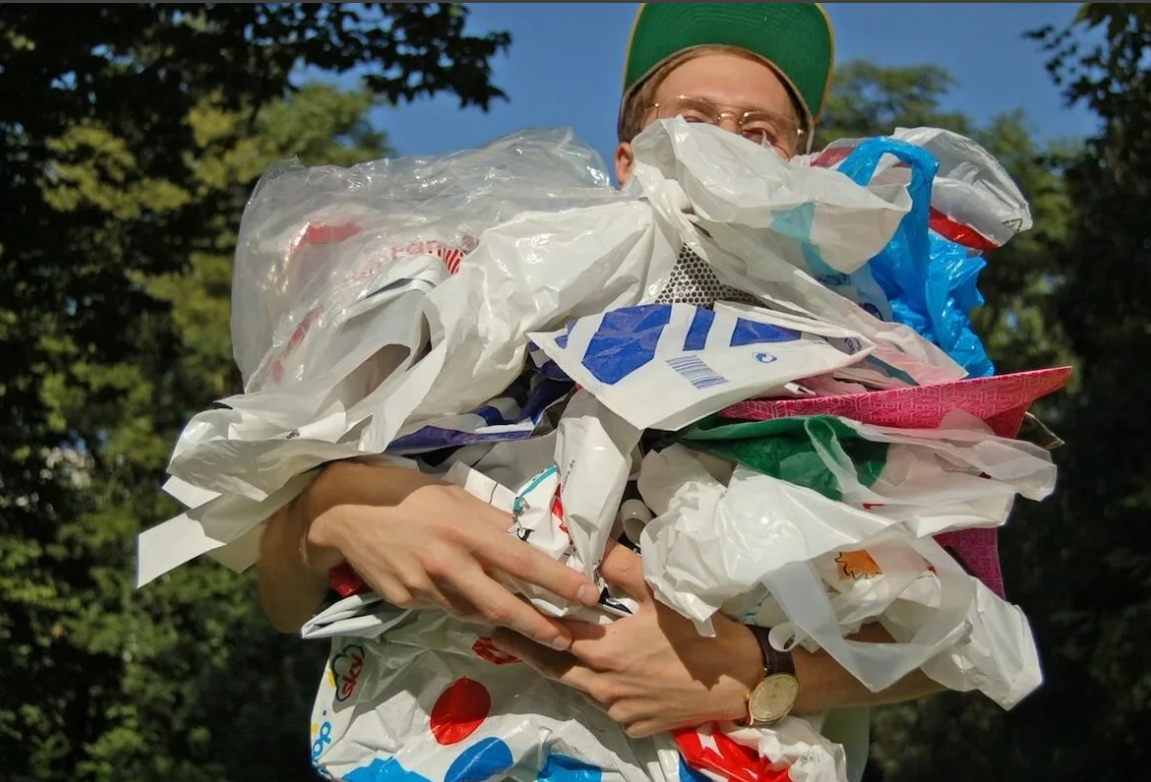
[815,63,1082,782]
[866,8,1151,781]
[0,5,508,780]
[9,83,391,782]
[818,61,1075,376]
[818,60,973,143]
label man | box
[259,4,942,779]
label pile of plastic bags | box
[137,119,1069,782]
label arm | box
[255,460,602,643]
[790,621,946,715]
[490,543,946,739]
[257,483,343,634]
[257,461,414,633]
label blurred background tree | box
[863,5,1151,782]
[3,2,1149,781]
[0,4,507,781]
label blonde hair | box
[617,44,809,143]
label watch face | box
[749,674,800,724]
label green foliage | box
[864,9,1151,782]
[5,6,1146,782]
[819,60,973,143]
[0,4,507,780]
[820,60,1077,376]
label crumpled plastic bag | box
[139,120,926,586]
[626,123,967,388]
[806,126,1033,251]
[301,595,848,782]
[675,410,1057,536]
[529,303,874,433]
[634,445,1042,708]
[835,139,994,377]
[134,118,1055,782]
[300,454,850,782]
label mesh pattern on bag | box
[655,246,761,308]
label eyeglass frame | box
[645,94,812,156]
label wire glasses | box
[648,95,808,156]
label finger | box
[469,529,600,608]
[475,503,516,533]
[439,584,486,624]
[380,554,466,614]
[624,721,663,740]
[597,541,649,602]
[448,565,575,651]
[361,573,415,608]
[557,619,612,665]
[492,632,604,699]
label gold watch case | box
[747,672,800,725]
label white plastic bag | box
[140,121,928,584]
[635,446,1042,706]
[678,409,1058,537]
[301,596,848,782]
[529,302,873,432]
[809,127,1033,249]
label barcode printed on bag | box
[667,355,728,390]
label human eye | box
[672,98,715,123]
[742,115,791,147]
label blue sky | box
[351,3,1095,172]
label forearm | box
[255,460,437,633]
[257,496,338,633]
[791,622,945,715]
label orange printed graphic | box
[836,550,882,581]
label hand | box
[491,543,763,738]
[301,461,601,650]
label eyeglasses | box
[647,95,808,156]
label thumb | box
[597,541,650,603]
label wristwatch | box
[743,625,800,726]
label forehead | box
[654,52,794,114]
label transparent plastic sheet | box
[231,127,624,391]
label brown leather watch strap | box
[747,624,796,677]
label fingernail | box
[577,584,600,606]
[549,635,572,652]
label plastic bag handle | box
[763,534,973,692]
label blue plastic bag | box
[837,138,994,377]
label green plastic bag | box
[677,416,889,502]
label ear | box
[614,141,635,186]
